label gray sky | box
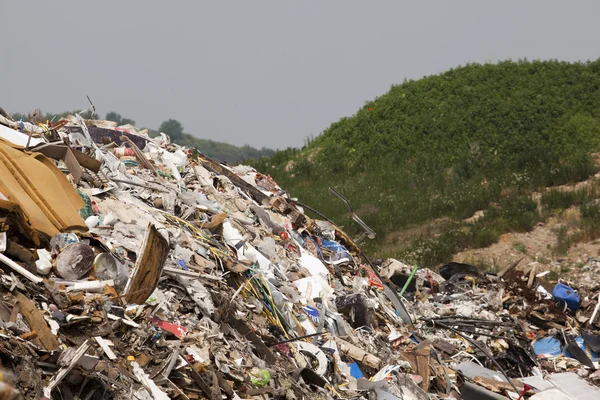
[2,1,600,149]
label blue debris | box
[177,259,190,271]
[553,283,580,312]
[349,362,364,379]
[533,336,562,358]
[303,306,320,324]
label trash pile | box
[0,111,600,399]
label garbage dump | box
[0,111,600,400]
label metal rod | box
[428,320,519,393]
[111,178,170,193]
[269,332,326,346]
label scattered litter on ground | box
[0,110,599,399]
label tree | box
[105,111,122,124]
[10,112,24,121]
[159,119,184,141]
[105,111,136,126]
[120,117,136,125]
[9,109,91,122]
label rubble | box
[0,110,600,399]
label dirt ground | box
[453,212,600,272]
[454,168,600,275]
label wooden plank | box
[528,263,537,287]
[416,349,431,392]
[70,147,102,172]
[120,135,159,177]
[401,348,431,392]
[473,376,524,393]
[94,336,117,360]
[62,147,83,184]
[16,292,59,351]
[498,257,523,278]
[163,266,201,278]
[183,357,220,400]
[43,341,90,398]
[336,337,382,369]
[0,300,12,322]
[123,223,169,304]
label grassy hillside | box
[250,59,600,266]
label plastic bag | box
[249,368,271,387]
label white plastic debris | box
[85,215,100,229]
[131,361,169,400]
[35,249,53,275]
[66,280,115,293]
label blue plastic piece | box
[349,362,364,379]
[409,333,420,344]
[177,259,190,271]
[303,306,320,324]
[533,336,562,358]
[553,283,580,311]
[321,239,352,262]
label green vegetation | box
[250,59,600,266]
[547,269,559,281]
[538,256,551,265]
[9,110,274,164]
[564,202,600,248]
[401,193,541,266]
[579,202,600,237]
[540,183,600,211]
[553,225,571,256]
[11,109,96,122]
[513,241,528,255]
[540,186,600,255]
[157,119,275,163]
[159,119,185,140]
[105,111,135,126]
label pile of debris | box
[0,110,599,400]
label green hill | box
[250,59,600,266]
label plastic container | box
[553,283,580,311]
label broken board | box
[401,348,431,392]
[16,292,60,351]
[30,142,103,184]
[123,223,169,304]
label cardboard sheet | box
[0,138,86,240]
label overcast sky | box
[2,1,600,149]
